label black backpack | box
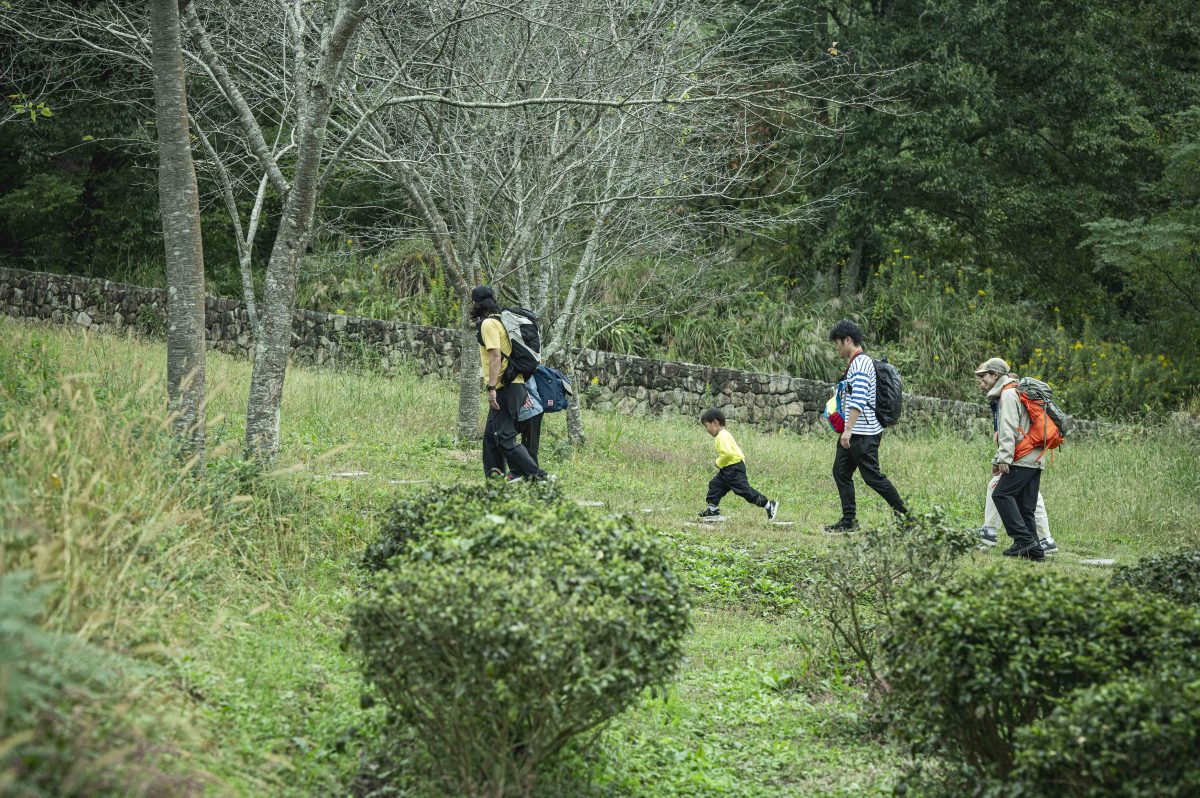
[847,352,902,427]
[480,307,541,381]
[871,356,903,427]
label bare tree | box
[2,0,371,463]
[148,0,207,460]
[343,0,880,441]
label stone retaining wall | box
[0,265,1114,437]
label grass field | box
[2,317,1198,797]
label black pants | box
[518,412,543,465]
[707,462,768,508]
[992,465,1042,550]
[832,433,907,522]
[482,383,543,479]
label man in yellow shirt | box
[698,407,778,521]
[470,285,544,481]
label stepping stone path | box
[1078,558,1117,566]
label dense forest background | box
[3,0,1198,419]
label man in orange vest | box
[974,357,1045,561]
[975,358,1057,555]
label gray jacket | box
[990,375,1045,470]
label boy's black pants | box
[991,465,1042,550]
[707,462,767,508]
[832,433,907,522]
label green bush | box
[347,481,690,798]
[815,507,978,690]
[1111,548,1200,607]
[884,567,1200,785]
[1019,330,1187,419]
[1011,662,1200,798]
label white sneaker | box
[765,500,778,520]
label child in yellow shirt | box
[699,408,778,522]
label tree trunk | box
[243,0,367,463]
[456,301,481,444]
[149,0,206,463]
[566,396,585,447]
[842,235,864,297]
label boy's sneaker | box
[979,527,999,547]
[1039,538,1058,555]
[504,473,525,484]
[698,508,725,522]
[765,500,779,521]
[823,519,858,532]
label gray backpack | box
[1016,377,1071,437]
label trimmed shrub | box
[884,567,1200,785]
[815,507,978,689]
[347,481,690,798]
[1012,662,1200,798]
[1112,548,1200,607]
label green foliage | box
[1112,548,1200,608]
[296,242,461,328]
[1083,107,1200,365]
[348,481,690,798]
[814,507,977,689]
[885,567,1200,789]
[1011,662,1200,798]
[1020,329,1188,419]
[661,530,813,615]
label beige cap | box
[974,357,1010,376]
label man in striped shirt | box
[825,319,909,531]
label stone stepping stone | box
[388,479,428,485]
[575,500,606,507]
[769,521,795,526]
[329,471,369,478]
[1078,558,1117,566]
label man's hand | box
[488,388,499,410]
[991,463,1002,476]
[996,462,1010,475]
[839,429,852,449]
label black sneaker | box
[979,528,999,548]
[1019,546,1046,562]
[765,500,779,520]
[823,519,858,532]
[1004,543,1045,561]
[698,508,725,522]
[1039,538,1058,555]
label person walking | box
[824,319,908,531]
[697,407,778,522]
[974,359,1057,554]
[974,358,1047,561]
[470,285,545,482]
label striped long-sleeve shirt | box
[843,353,883,435]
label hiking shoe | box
[1039,538,1058,555]
[1004,543,1045,561]
[698,508,725,522]
[765,500,779,521]
[1019,546,1046,562]
[504,473,525,484]
[823,519,858,532]
[979,527,999,548]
